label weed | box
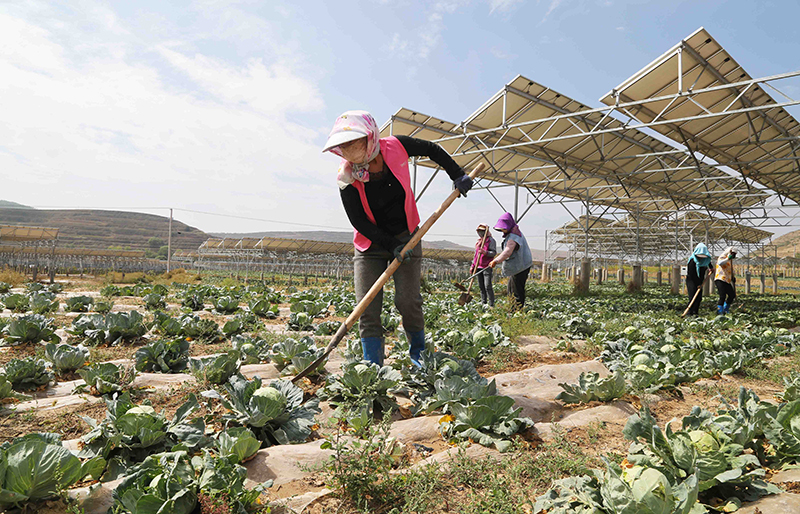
[742,352,800,385]
[485,344,528,373]
[0,267,26,286]
[321,412,406,512]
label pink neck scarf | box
[326,111,381,190]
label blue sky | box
[2,0,799,249]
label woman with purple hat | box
[489,213,533,310]
[322,111,473,366]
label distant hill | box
[0,200,33,209]
[770,229,800,258]
[0,208,208,251]
[211,230,474,251]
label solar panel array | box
[381,27,800,257]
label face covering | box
[325,111,381,190]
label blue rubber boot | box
[361,337,384,366]
[407,330,426,368]
[717,304,724,316]
[723,302,730,314]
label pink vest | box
[352,137,420,252]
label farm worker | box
[488,213,533,311]
[714,247,737,315]
[323,110,472,366]
[471,224,497,307]
[685,243,713,316]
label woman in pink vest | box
[323,111,473,366]
[471,224,497,306]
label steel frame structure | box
[380,27,800,266]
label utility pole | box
[167,208,173,273]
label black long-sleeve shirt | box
[340,135,465,252]
[687,259,713,284]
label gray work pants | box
[476,267,494,306]
[354,233,424,339]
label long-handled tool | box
[292,162,486,383]
[457,229,488,306]
[681,267,713,317]
[453,268,485,292]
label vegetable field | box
[2,273,800,514]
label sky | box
[2,0,800,250]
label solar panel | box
[600,27,800,203]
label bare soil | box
[0,401,107,443]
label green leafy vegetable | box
[44,342,90,373]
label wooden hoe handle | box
[292,162,486,382]
[681,267,713,318]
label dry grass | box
[0,267,27,286]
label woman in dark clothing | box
[488,213,533,311]
[685,243,713,316]
[322,111,472,366]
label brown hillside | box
[770,229,800,258]
[0,209,208,251]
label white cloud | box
[489,0,525,13]
[490,47,515,60]
[0,3,340,233]
[542,0,564,22]
[616,26,625,31]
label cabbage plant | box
[0,293,29,313]
[79,393,207,480]
[189,351,241,385]
[0,433,105,510]
[0,375,31,402]
[67,311,147,346]
[221,312,260,337]
[623,408,779,495]
[556,371,627,405]
[439,394,533,452]
[76,362,137,396]
[533,459,702,514]
[110,449,268,514]
[319,361,401,425]
[92,299,114,314]
[213,296,239,314]
[231,334,271,364]
[400,351,486,410]
[100,284,121,297]
[28,292,59,315]
[248,297,278,319]
[421,375,498,415]
[315,320,340,336]
[65,295,93,313]
[215,427,261,464]
[3,314,59,344]
[142,293,166,311]
[779,372,800,402]
[134,338,190,373]
[181,292,205,311]
[269,336,320,372]
[286,311,315,331]
[1,357,54,391]
[44,342,90,373]
[202,375,319,446]
[0,282,10,294]
[178,313,222,342]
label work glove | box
[393,245,413,264]
[488,259,497,269]
[453,174,473,197]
